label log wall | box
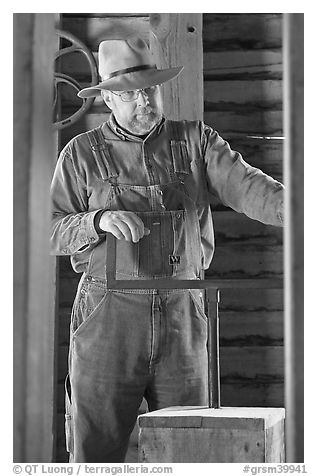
[55,13,284,462]
[202,13,283,413]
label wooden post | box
[13,13,57,462]
[283,13,304,463]
[149,13,203,121]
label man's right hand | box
[99,210,150,243]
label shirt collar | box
[107,113,165,142]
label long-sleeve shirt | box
[51,115,284,276]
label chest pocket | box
[115,209,196,278]
[170,139,190,175]
[168,121,200,208]
[87,127,118,181]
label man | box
[51,37,284,463]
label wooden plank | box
[14,12,33,463]
[220,310,283,346]
[220,346,284,380]
[150,13,203,121]
[221,383,284,407]
[13,13,57,463]
[61,16,150,50]
[204,79,282,106]
[203,13,282,51]
[204,49,282,80]
[140,406,284,429]
[283,13,304,463]
[211,211,284,273]
[208,244,283,278]
[227,138,283,180]
[213,211,283,244]
[204,110,282,138]
[219,287,283,312]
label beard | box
[123,107,163,135]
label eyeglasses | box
[111,85,158,102]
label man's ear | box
[101,90,112,109]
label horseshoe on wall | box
[53,29,99,130]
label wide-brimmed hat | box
[77,37,183,98]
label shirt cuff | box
[94,209,106,234]
[69,210,103,254]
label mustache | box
[136,106,154,114]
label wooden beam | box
[149,13,203,121]
[13,13,57,462]
[283,13,304,463]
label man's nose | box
[137,90,150,106]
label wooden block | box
[138,406,285,463]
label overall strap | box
[168,120,191,175]
[169,120,205,280]
[87,127,118,181]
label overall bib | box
[65,123,209,462]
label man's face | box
[101,85,163,136]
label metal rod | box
[206,288,221,408]
[106,277,283,290]
[105,234,283,290]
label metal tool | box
[105,233,283,409]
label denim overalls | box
[66,121,209,462]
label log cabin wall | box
[55,13,284,462]
[202,13,283,408]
